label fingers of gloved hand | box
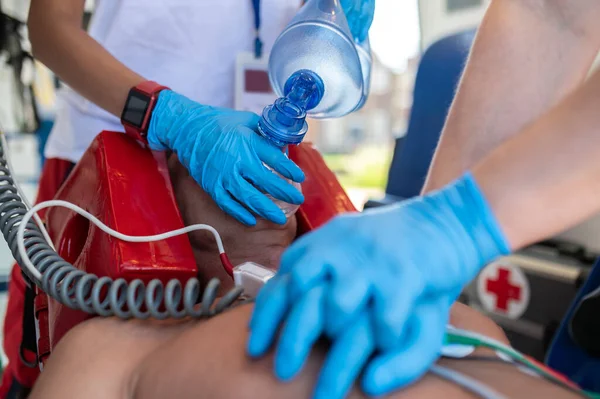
[323,273,371,337]
[371,269,425,350]
[286,252,333,299]
[253,135,305,183]
[242,165,304,205]
[210,185,257,226]
[361,299,448,396]
[225,175,287,225]
[278,218,345,275]
[236,110,261,129]
[274,284,327,380]
[340,0,360,20]
[313,311,375,399]
[209,108,261,130]
[340,0,372,42]
[248,275,293,357]
[356,0,375,43]
[277,231,313,274]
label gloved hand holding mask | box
[341,0,376,43]
[247,172,510,399]
[147,90,305,226]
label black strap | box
[19,280,37,368]
[18,162,75,370]
[5,377,30,399]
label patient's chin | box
[168,155,297,283]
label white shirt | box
[44,0,301,162]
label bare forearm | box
[28,0,145,117]
[423,0,600,192]
[474,67,600,250]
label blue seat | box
[365,29,476,208]
[547,258,600,392]
[37,119,54,168]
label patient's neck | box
[168,156,297,291]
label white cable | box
[17,200,225,282]
[0,132,55,250]
[430,364,506,399]
[446,327,521,358]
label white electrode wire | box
[0,132,55,250]
[430,364,506,399]
[17,200,225,282]
[447,327,521,358]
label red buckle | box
[34,293,48,316]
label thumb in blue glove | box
[248,172,510,399]
[147,91,305,226]
[341,0,376,43]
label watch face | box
[123,90,151,128]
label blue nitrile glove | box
[247,172,510,399]
[341,0,375,43]
[147,90,305,226]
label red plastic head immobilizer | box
[37,131,356,367]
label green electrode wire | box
[444,329,599,399]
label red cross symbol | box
[485,267,522,312]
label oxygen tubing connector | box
[258,70,324,147]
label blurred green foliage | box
[323,146,392,189]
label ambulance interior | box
[0,0,598,384]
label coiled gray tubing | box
[0,141,243,319]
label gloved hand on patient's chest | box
[247,172,510,399]
[147,90,305,226]
[341,0,375,43]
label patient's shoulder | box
[132,304,506,399]
[54,316,193,356]
[29,316,194,398]
[32,303,581,399]
[449,302,509,343]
